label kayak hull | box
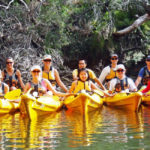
[142,95,150,106]
[0,99,19,114]
[20,93,63,120]
[104,92,142,111]
[64,91,103,114]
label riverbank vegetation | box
[0,0,150,81]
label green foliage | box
[2,0,149,68]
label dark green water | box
[0,106,150,150]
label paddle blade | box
[94,89,104,97]
[4,89,21,100]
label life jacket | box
[73,80,91,93]
[0,82,4,95]
[105,65,116,82]
[29,79,47,96]
[42,66,56,86]
[3,69,19,88]
[114,77,129,93]
[142,66,150,85]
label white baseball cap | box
[30,65,42,72]
[43,55,52,60]
[116,64,126,70]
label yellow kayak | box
[138,87,150,106]
[64,90,103,114]
[142,94,150,106]
[0,99,19,114]
[19,92,63,120]
[104,92,142,111]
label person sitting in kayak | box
[0,70,9,95]
[108,64,137,94]
[42,54,68,92]
[2,57,25,91]
[98,54,118,89]
[72,59,105,90]
[24,65,70,97]
[135,55,150,89]
[69,68,109,96]
[141,76,150,95]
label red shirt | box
[142,81,150,93]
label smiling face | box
[43,59,52,67]
[78,60,87,69]
[146,60,150,68]
[31,65,42,80]
[79,70,88,81]
[110,56,118,65]
[116,68,126,79]
[6,58,14,69]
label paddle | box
[4,89,21,100]
[94,89,112,97]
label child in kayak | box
[69,68,109,96]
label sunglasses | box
[44,59,51,62]
[117,69,124,72]
[32,70,41,73]
[6,62,13,64]
[111,57,118,60]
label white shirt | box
[99,65,117,83]
[109,76,137,92]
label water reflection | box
[0,106,150,149]
[23,112,62,149]
[101,106,144,143]
[65,109,103,147]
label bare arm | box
[1,71,5,82]
[16,70,25,90]
[54,69,68,92]
[4,83,9,94]
[135,76,142,88]
[45,79,69,97]
[94,78,106,90]
[24,83,31,94]
[91,82,110,96]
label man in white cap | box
[99,54,118,89]
[42,55,68,92]
[108,64,137,93]
[135,55,150,88]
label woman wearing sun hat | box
[24,65,69,97]
[42,55,68,92]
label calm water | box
[0,106,150,150]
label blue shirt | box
[138,66,150,78]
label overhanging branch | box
[0,0,30,11]
[113,13,150,36]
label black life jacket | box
[115,77,129,93]
[3,69,19,88]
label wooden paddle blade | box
[4,89,21,100]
